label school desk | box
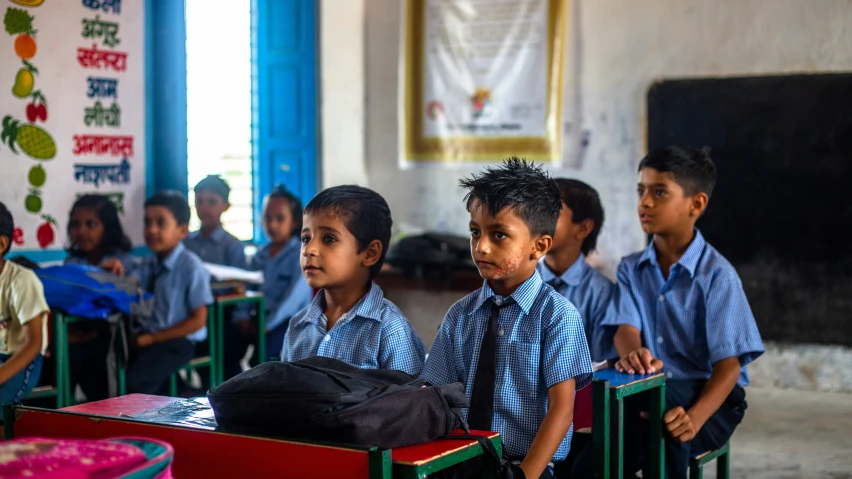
[4,394,503,479]
[210,291,266,384]
[47,310,127,408]
[592,369,666,479]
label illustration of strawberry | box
[13,227,24,246]
[36,214,55,249]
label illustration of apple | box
[13,227,24,246]
[36,214,55,249]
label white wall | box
[339,0,852,277]
[320,0,368,188]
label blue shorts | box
[0,353,44,404]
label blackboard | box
[647,74,852,346]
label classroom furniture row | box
[29,292,265,408]
[3,394,502,479]
[17,369,731,478]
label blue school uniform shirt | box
[131,243,213,342]
[183,226,247,269]
[422,271,593,460]
[250,237,313,332]
[280,282,426,376]
[537,254,615,362]
[601,230,764,386]
[64,251,137,272]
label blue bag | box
[35,265,151,319]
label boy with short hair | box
[280,185,425,376]
[123,190,214,394]
[0,203,49,404]
[184,175,247,269]
[581,147,764,479]
[423,159,593,479]
[537,178,614,362]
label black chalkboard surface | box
[647,74,852,346]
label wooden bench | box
[689,442,730,479]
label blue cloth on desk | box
[36,264,148,319]
[600,229,764,386]
[422,271,593,461]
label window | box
[185,0,253,240]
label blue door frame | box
[251,0,319,242]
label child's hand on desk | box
[100,258,125,276]
[134,333,155,349]
[615,347,663,375]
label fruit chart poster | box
[0,0,145,254]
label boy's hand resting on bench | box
[663,406,700,445]
[614,348,663,375]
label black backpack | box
[207,357,470,449]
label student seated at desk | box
[422,159,593,479]
[280,185,425,376]
[537,178,614,362]
[184,175,247,269]
[0,202,49,403]
[231,185,314,370]
[65,194,137,401]
[104,191,213,395]
[573,147,765,479]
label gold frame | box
[403,0,566,163]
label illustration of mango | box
[9,1,44,7]
[12,61,38,99]
[1,115,55,160]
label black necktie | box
[468,297,513,431]
[146,264,163,293]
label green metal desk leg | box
[54,312,68,408]
[116,320,127,396]
[593,380,611,479]
[367,448,391,479]
[649,382,666,479]
[207,307,218,388]
[717,448,730,479]
[611,395,624,479]
[3,404,15,438]
[215,301,224,387]
[256,299,266,364]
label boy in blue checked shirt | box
[537,178,614,362]
[575,147,764,479]
[184,175,247,268]
[279,185,425,376]
[422,159,593,479]
[105,191,214,395]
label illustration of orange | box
[14,35,36,60]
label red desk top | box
[63,395,500,465]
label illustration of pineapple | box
[1,115,55,160]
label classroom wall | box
[357,0,852,278]
[319,0,367,189]
[320,0,852,391]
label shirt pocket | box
[503,341,540,398]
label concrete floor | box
[707,387,852,479]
